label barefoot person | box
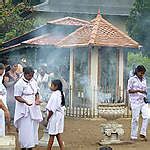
[0,63,10,135]
[14,66,43,150]
[128,65,148,141]
[46,80,65,150]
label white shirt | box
[127,75,147,104]
[46,90,65,114]
[14,77,38,104]
[14,76,42,128]
[0,74,7,104]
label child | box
[46,79,65,150]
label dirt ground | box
[7,117,150,150]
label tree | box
[0,2,35,44]
[127,0,150,56]
[128,52,150,84]
[12,0,42,5]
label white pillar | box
[90,47,99,116]
[118,49,124,100]
[69,48,74,108]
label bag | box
[144,97,148,104]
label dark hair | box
[1,59,9,65]
[134,65,146,75]
[51,79,65,106]
[23,66,34,74]
[0,63,5,70]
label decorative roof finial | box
[97,8,102,17]
[98,8,100,16]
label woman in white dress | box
[0,63,10,136]
[14,66,43,150]
[46,79,65,150]
[3,62,19,122]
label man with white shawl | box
[14,66,43,150]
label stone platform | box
[0,136,15,150]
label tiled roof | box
[48,17,90,26]
[0,44,22,53]
[21,17,89,46]
[22,34,65,46]
[57,12,139,48]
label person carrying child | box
[46,79,65,150]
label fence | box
[65,86,131,118]
[65,106,131,118]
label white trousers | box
[18,114,39,148]
[131,103,149,139]
[0,110,5,136]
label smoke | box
[0,0,137,107]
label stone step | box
[0,136,16,150]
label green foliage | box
[127,0,150,57]
[128,52,150,84]
[0,2,36,44]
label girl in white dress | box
[46,79,65,150]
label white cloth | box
[0,74,7,105]
[127,75,147,104]
[148,106,150,119]
[17,113,39,148]
[14,76,43,148]
[131,103,149,139]
[0,74,7,136]
[46,90,65,135]
[36,73,49,84]
[35,73,50,101]
[128,75,149,139]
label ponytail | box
[61,91,65,106]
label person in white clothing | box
[14,66,43,150]
[46,79,65,150]
[34,65,49,102]
[0,63,10,136]
[127,65,148,141]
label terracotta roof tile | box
[57,13,139,48]
[21,17,90,46]
[48,17,90,26]
[22,34,65,46]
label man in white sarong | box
[0,63,10,136]
[14,66,43,150]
